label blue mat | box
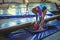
[8,27,58,40]
[8,20,60,40]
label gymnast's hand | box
[39,25,44,30]
[35,21,37,24]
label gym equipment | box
[8,23,59,40]
[0,15,60,35]
[8,29,33,40]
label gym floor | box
[43,31,60,40]
[0,31,60,40]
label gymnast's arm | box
[39,9,47,30]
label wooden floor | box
[43,31,60,40]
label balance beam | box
[0,15,60,36]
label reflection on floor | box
[0,17,36,29]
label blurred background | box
[0,0,60,40]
